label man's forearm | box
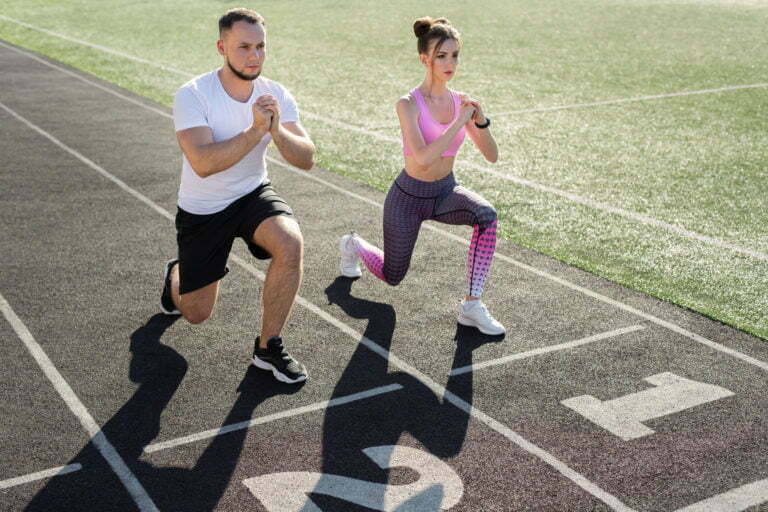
[192,126,269,177]
[271,125,316,170]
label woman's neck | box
[419,75,449,100]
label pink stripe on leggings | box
[467,220,497,297]
[351,236,387,281]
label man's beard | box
[227,58,260,81]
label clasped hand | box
[251,94,280,133]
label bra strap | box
[411,88,428,112]
[451,90,461,121]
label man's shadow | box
[301,277,503,511]
[26,313,303,511]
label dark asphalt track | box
[2,41,768,511]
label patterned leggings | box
[353,170,497,297]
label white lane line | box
[0,102,636,512]
[675,478,768,512]
[0,293,158,511]
[449,325,646,376]
[0,100,174,222]
[0,464,82,490]
[144,384,403,454]
[0,41,172,118]
[1,46,765,371]
[269,159,768,373]
[275,286,638,512]
[493,83,768,117]
[1,31,766,262]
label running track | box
[2,42,768,512]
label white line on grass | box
[493,83,768,117]
[144,384,403,453]
[459,159,768,262]
[379,82,768,126]
[2,43,766,369]
[449,325,646,376]
[0,15,193,77]
[0,30,766,262]
[0,292,158,512]
[0,100,637,512]
[0,464,82,490]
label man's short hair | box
[218,8,265,35]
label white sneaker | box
[457,300,506,335]
[339,233,362,278]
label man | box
[161,8,315,383]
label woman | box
[340,16,504,335]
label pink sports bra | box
[403,88,466,158]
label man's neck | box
[218,67,254,103]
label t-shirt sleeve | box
[173,86,208,131]
[278,86,300,124]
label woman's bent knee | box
[477,205,497,227]
[384,273,406,287]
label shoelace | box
[270,343,293,362]
[470,302,492,320]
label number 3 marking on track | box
[242,445,464,511]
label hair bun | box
[413,17,433,38]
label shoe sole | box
[160,259,181,316]
[251,357,308,384]
[340,268,362,278]
[457,316,506,336]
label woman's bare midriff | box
[403,155,456,182]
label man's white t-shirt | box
[172,70,299,214]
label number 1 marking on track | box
[562,372,734,440]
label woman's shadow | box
[26,313,303,511]
[300,277,503,511]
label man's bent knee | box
[184,307,213,325]
[178,281,218,324]
[254,216,304,265]
[271,231,303,266]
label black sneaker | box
[252,336,308,384]
[160,259,181,315]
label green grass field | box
[1,0,766,339]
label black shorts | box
[175,181,293,295]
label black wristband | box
[474,117,491,129]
